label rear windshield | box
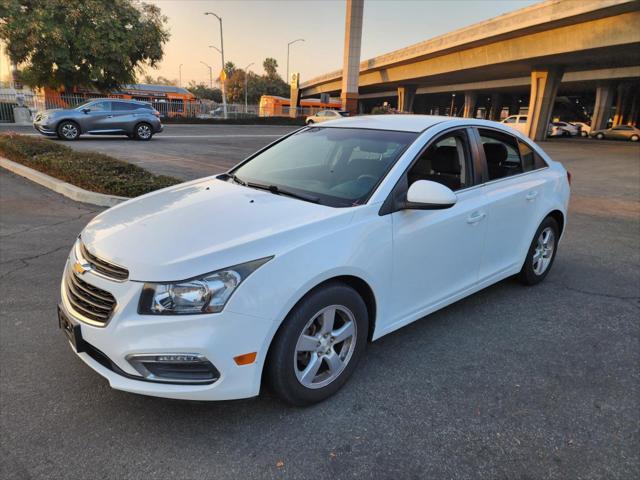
[232,127,418,207]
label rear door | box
[109,101,139,132]
[473,127,547,282]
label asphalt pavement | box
[0,127,638,479]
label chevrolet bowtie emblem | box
[73,261,91,275]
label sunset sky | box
[145,0,538,86]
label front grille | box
[80,243,129,281]
[65,270,116,325]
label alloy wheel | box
[137,124,152,139]
[294,305,357,389]
[532,227,555,275]
[61,123,78,140]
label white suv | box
[58,115,570,405]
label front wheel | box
[267,282,368,406]
[57,121,80,141]
[596,133,604,140]
[134,122,153,140]
[306,120,314,125]
[630,134,639,142]
[518,217,559,286]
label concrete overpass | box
[299,0,640,140]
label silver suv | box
[33,99,163,141]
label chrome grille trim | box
[80,242,129,281]
[64,270,117,325]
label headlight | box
[138,257,272,315]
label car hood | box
[81,177,353,281]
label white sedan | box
[548,121,580,137]
[306,109,349,124]
[58,116,570,405]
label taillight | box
[567,170,572,185]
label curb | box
[0,157,129,207]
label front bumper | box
[33,122,57,136]
[59,253,273,401]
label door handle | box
[106,115,113,118]
[525,190,538,201]
[466,211,486,224]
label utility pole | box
[200,61,213,89]
[179,63,183,87]
[205,12,227,118]
[287,39,304,84]
[244,62,254,113]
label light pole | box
[200,61,213,89]
[244,63,254,113]
[287,38,304,84]
[178,63,183,87]
[204,12,227,118]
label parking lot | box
[1,125,639,479]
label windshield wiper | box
[222,172,247,186]
[245,181,320,204]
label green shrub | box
[0,133,180,197]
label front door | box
[82,100,112,132]
[389,128,489,329]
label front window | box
[231,127,417,207]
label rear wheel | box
[596,132,604,140]
[134,122,153,140]
[518,217,559,286]
[306,119,314,125]
[267,282,368,406]
[630,134,639,142]
[57,121,80,141]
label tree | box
[223,61,236,76]
[263,57,279,79]
[0,0,170,91]
[142,74,177,86]
[187,81,222,102]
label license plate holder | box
[58,306,85,353]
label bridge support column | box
[526,69,563,141]
[340,0,364,115]
[488,94,505,121]
[613,83,632,127]
[591,83,615,131]
[628,90,639,126]
[463,92,477,118]
[397,85,416,113]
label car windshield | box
[231,127,417,207]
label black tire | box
[133,122,153,140]
[630,134,639,142]
[57,121,80,141]
[518,216,560,286]
[580,131,588,137]
[306,120,314,125]
[596,133,604,140]
[266,282,369,406]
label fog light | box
[126,353,220,384]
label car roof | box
[318,114,518,133]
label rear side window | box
[113,102,138,111]
[478,128,523,180]
[517,140,548,171]
[518,117,527,123]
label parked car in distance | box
[589,124,640,141]
[570,121,591,137]
[306,109,349,124]
[548,121,580,137]
[33,99,162,141]
[501,114,528,134]
[58,115,570,406]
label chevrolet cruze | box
[58,116,570,405]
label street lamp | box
[244,62,254,113]
[178,63,183,87]
[204,12,227,118]
[287,38,304,84]
[200,61,213,89]
[450,93,456,117]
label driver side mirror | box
[81,108,91,114]
[405,180,457,210]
